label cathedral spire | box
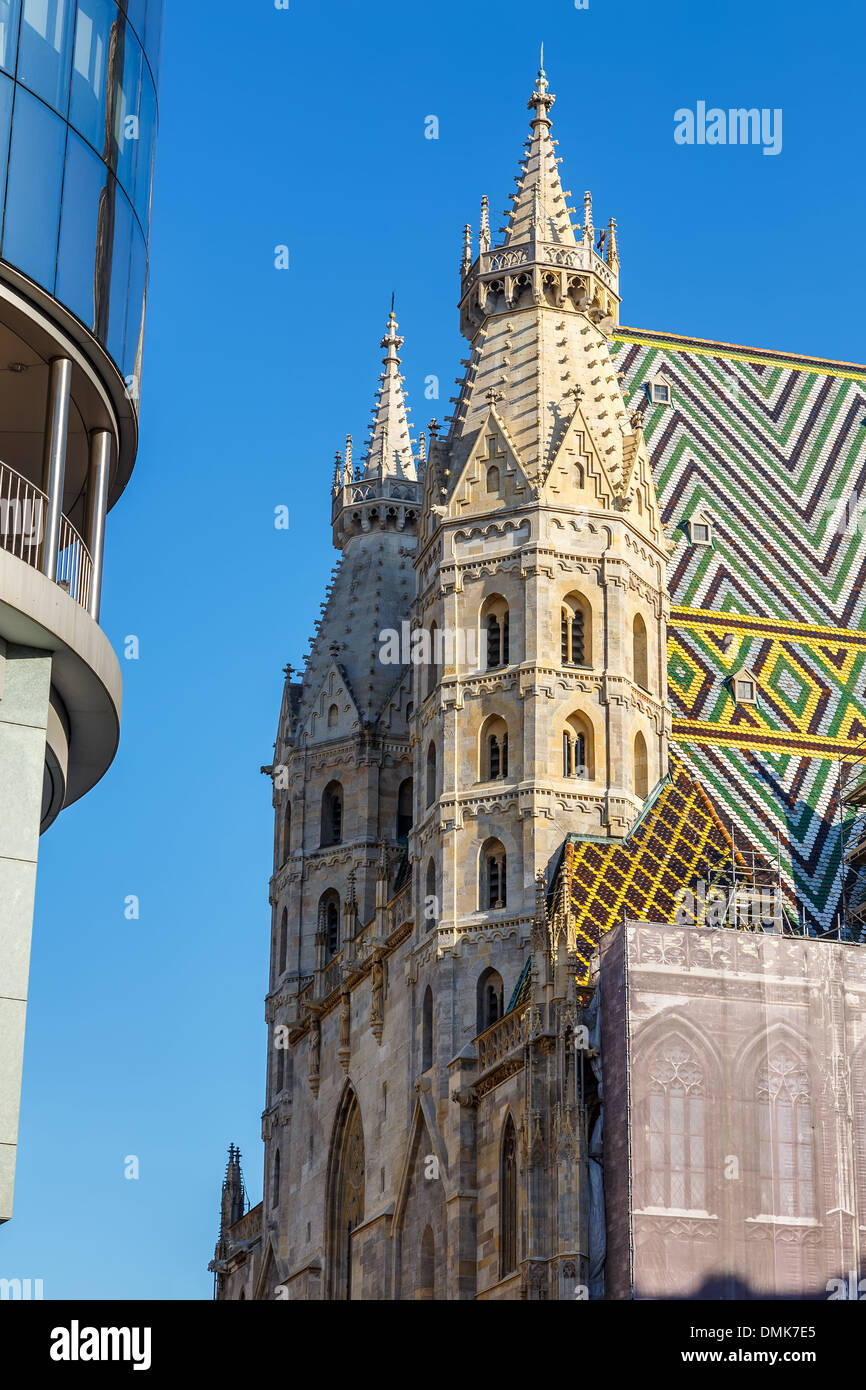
[362,308,418,483]
[501,55,576,249]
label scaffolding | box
[839,737,866,937]
[674,824,800,936]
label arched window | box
[500,1116,518,1277]
[480,714,509,781]
[397,777,413,842]
[561,592,592,667]
[275,1041,285,1095]
[282,800,292,864]
[634,732,649,799]
[277,907,288,976]
[328,703,339,728]
[477,967,504,1034]
[422,986,434,1071]
[562,712,593,779]
[272,1149,281,1208]
[419,1225,436,1299]
[321,781,343,847]
[482,838,507,910]
[645,1040,707,1211]
[425,858,437,931]
[427,623,439,697]
[757,1047,815,1219]
[426,742,437,807]
[319,889,341,961]
[486,465,500,493]
[633,613,649,690]
[325,1087,365,1300]
[481,595,510,669]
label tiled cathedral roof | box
[559,757,744,987]
[613,328,866,932]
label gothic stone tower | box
[215,61,673,1301]
[413,56,670,943]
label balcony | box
[0,459,92,610]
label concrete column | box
[85,430,112,622]
[40,358,73,582]
[0,644,52,1223]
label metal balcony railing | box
[0,459,92,610]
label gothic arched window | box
[482,838,507,910]
[282,800,292,864]
[757,1047,815,1219]
[422,986,434,1071]
[500,1116,518,1277]
[272,1149,281,1209]
[321,781,343,847]
[561,592,592,667]
[419,1224,436,1299]
[646,1040,707,1211]
[480,714,509,781]
[397,777,413,842]
[425,858,437,931]
[328,703,339,728]
[277,907,288,977]
[427,623,439,697]
[477,967,504,1034]
[634,732,649,799]
[481,595,510,670]
[325,1088,365,1300]
[562,712,593,779]
[426,742,437,807]
[633,613,649,690]
[319,889,341,961]
[486,465,500,494]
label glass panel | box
[140,0,161,78]
[113,18,141,196]
[56,129,108,329]
[3,86,64,288]
[0,0,20,74]
[107,176,132,366]
[124,0,144,40]
[131,59,154,223]
[123,215,145,382]
[0,71,13,222]
[69,0,116,154]
[18,0,76,114]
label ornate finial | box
[485,388,505,405]
[607,216,619,271]
[418,430,427,463]
[428,417,440,438]
[630,403,647,432]
[283,663,294,680]
[567,384,584,406]
[583,190,594,246]
[462,222,473,274]
[390,290,395,316]
[480,194,490,253]
[529,48,554,118]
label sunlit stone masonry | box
[210,61,866,1300]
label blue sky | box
[2,0,864,1299]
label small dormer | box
[731,667,759,706]
[687,507,714,547]
[647,372,673,407]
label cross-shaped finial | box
[486,388,505,404]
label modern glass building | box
[0,0,162,1225]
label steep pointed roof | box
[502,53,578,249]
[363,311,418,482]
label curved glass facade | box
[0,0,162,386]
